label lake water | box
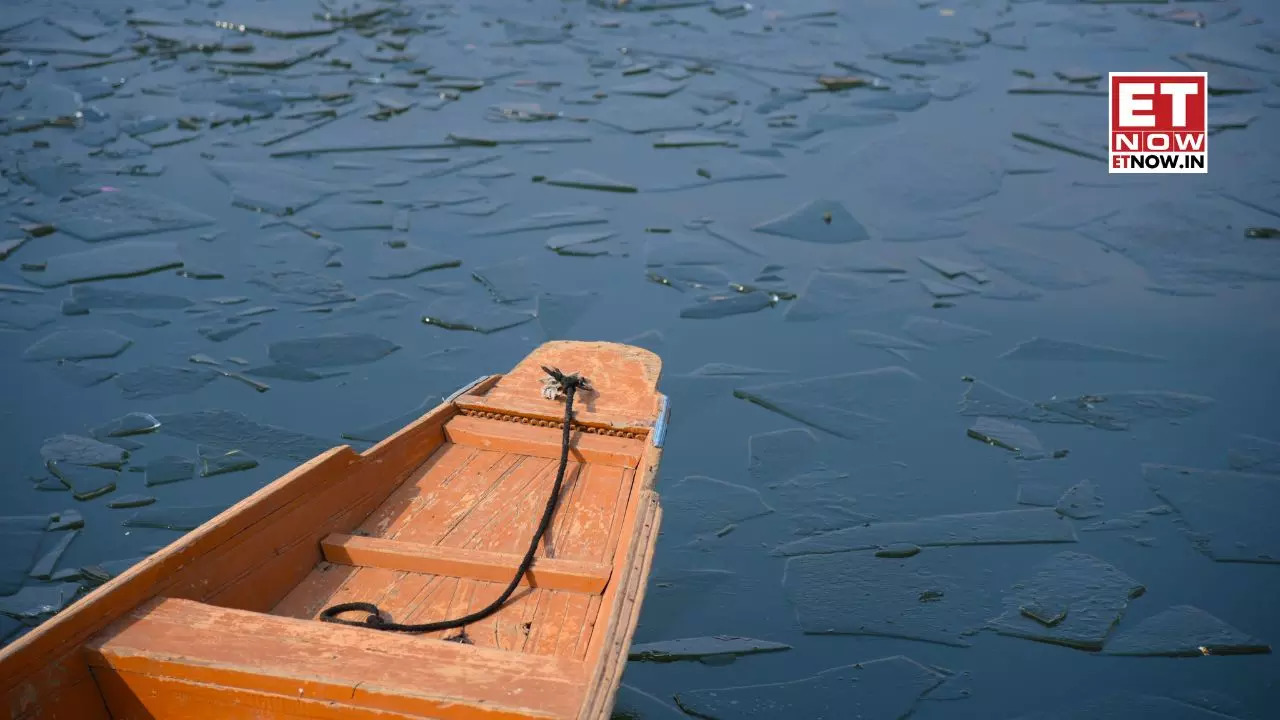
[2,0,1279,717]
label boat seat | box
[321,533,613,594]
[85,597,588,720]
[443,414,645,469]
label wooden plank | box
[358,444,478,537]
[498,586,542,652]
[322,534,611,594]
[397,575,462,640]
[436,456,557,551]
[526,591,572,657]
[463,460,573,556]
[545,459,590,559]
[552,464,628,565]
[389,451,520,545]
[9,657,110,720]
[445,415,643,469]
[92,668,436,720]
[271,562,357,620]
[454,342,662,433]
[86,598,586,720]
[578,437,664,719]
[581,495,661,720]
[572,595,603,661]
[198,453,428,611]
[365,571,437,624]
[556,593,593,659]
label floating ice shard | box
[967,417,1046,459]
[1103,605,1270,657]
[629,636,790,663]
[15,190,214,242]
[774,508,1076,557]
[785,551,996,646]
[988,551,1145,650]
[675,656,945,719]
[752,199,868,244]
[1142,464,1280,563]
[1001,337,1164,363]
[735,367,923,440]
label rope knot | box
[541,365,591,400]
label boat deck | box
[272,427,641,660]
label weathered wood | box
[579,433,665,719]
[2,342,665,720]
[92,668,437,720]
[455,342,662,433]
[322,534,612,594]
[2,402,457,720]
[87,598,585,720]
[6,655,109,720]
[581,495,661,720]
[445,415,644,468]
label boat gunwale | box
[577,435,664,720]
[0,376,499,718]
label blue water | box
[2,0,1279,717]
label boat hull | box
[1,341,665,720]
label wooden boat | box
[1,341,667,720]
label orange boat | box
[1,341,667,720]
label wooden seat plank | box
[321,534,612,594]
[86,598,586,720]
[444,415,643,469]
[93,670,439,720]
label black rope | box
[319,366,591,634]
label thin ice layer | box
[1000,337,1163,363]
[735,366,923,440]
[967,417,1046,459]
[988,551,1145,650]
[24,329,133,362]
[785,552,996,646]
[774,508,1076,557]
[784,272,882,322]
[769,469,873,537]
[207,160,339,216]
[1056,480,1104,520]
[422,297,534,334]
[0,516,48,595]
[752,199,869,244]
[40,434,127,468]
[902,315,991,345]
[153,409,332,462]
[965,241,1109,291]
[665,475,774,536]
[675,656,944,719]
[1227,434,1280,475]
[1103,605,1270,657]
[1009,692,1251,720]
[1142,464,1280,563]
[1035,391,1214,431]
[123,505,228,531]
[24,242,183,287]
[629,636,791,663]
[268,333,399,368]
[960,380,1084,425]
[16,190,214,242]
